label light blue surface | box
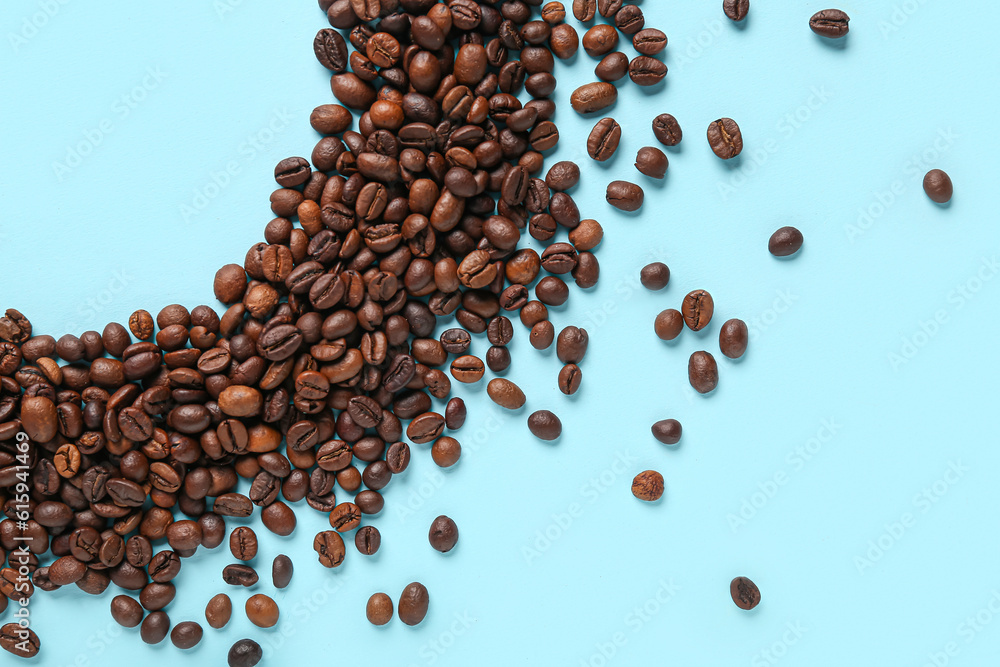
[1,1,999,665]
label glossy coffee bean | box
[719,319,749,359]
[768,226,803,257]
[527,410,562,441]
[707,118,743,159]
[809,9,849,38]
[688,351,719,394]
[652,419,682,445]
[681,290,714,331]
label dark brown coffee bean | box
[570,82,617,114]
[558,363,582,395]
[2,623,40,658]
[527,410,562,441]
[809,9,849,38]
[556,326,589,363]
[445,398,467,430]
[206,593,233,628]
[310,104,352,134]
[582,24,618,57]
[487,378,525,410]
[606,180,644,211]
[545,161,580,191]
[314,28,348,71]
[140,582,176,611]
[724,0,750,21]
[640,262,670,290]
[629,55,667,86]
[428,515,459,552]
[355,526,381,555]
[652,113,682,147]
[597,0,622,18]
[140,611,170,645]
[731,576,761,610]
[595,52,629,82]
[229,527,258,561]
[768,226,803,257]
[633,28,668,55]
[228,639,263,667]
[398,582,429,626]
[632,470,664,501]
[682,290,714,331]
[615,4,644,33]
[573,0,596,22]
[689,351,719,394]
[652,419,682,445]
[367,593,394,626]
[111,595,144,628]
[707,118,743,159]
[271,555,293,589]
[171,621,203,650]
[222,564,259,587]
[635,146,668,178]
[587,118,621,162]
[654,309,684,341]
[719,319,749,359]
[923,169,953,203]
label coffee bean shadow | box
[639,170,669,191]
[636,79,668,97]
[592,151,622,171]
[932,199,954,210]
[717,154,744,171]
[815,34,849,50]
[730,16,751,31]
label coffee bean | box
[632,470,664,501]
[635,146,668,178]
[329,502,362,532]
[445,398,467,430]
[597,0,622,18]
[354,526,381,556]
[628,56,667,86]
[689,351,719,394]
[111,595,144,628]
[556,326,589,363]
[428,515,459,552]
[573,0,596,22]
[487,378,526,410]
[246,594,279,628]
[652,419,682,445]
[229,526,258,561]
[719,319,749,359]
[652,113,682,147]
[558,363,582,395]
[707,118,743,159]
[398,582,429,626]
[1,623,40,658]
[128,309,154,340]
[730,576,761,610]
[595,52,629,82]
[171,621,203,650]
[809,9,850,38]
[272,555,293,589]
[314,28,348,72]
[527,410,562,441]
[633,28,667,55]
[546,161,580,191]
[431,436,462,467]
[615,4,644,33]
[367,592,394,625]
[206,593,233,629]
[582,24,618,57]
[724,0,749,21]
[606,180,644,211]
[228,639,263,667]
[768,226,803,257]
[314,530,346,568]
[682,290,714,331]
[222,564,259,587]
[923,169,953,203]
[570,82,618,114]
[654,309,684,341]
[486,345,511,372]
[588,118,622,162]
[140,611,170,645]
[640,262,670,290]
[530,320,555,350]
[450,355,485,383]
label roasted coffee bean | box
[570,82,617,114]
[1,623,40,658]
[314,28,348,71]
[431,436,462,467]
[640,262,670,290]
[545,161,580,191]
[140,611,170,645]
[682,290,714,331]
[595,52,629,82]
[606,180,644,211]
[719,319,749,359]
[313,530,346,568]
[724,0,750,21]
[923,169,953,203]
[139,582,176,611]
[587,118,621,162]
[652,113,682,147]
[615,4,644,33]
[428,515,459,552]
[246,594,279,628]
[654,309,684,341]
[111,595,144,628]
[768,226,803,257]
[367,593,394,626]
[329,502,362,532]
[631,470,664,501]
[450,355,485,384]
[573,0,597,21]
[228,639,263,667]
[486,378,525,410]
[354,526,381,555]
[689,351,719,394]
[398,582,430,626]
[229,527,258,561]
[445,398,467,430]
[206,593,233,628]
[809,9,850,38]
[222,564,259,587]
[628,56,666,86]
[530,320,555,350]
[652,419,682,445]
[272,555,293,589]
[486,345,511,372]
[731,576,761,610]
[527,410,562,441]
[707,118,743,159]
[582,24,618,57]
[556,326,589,363]
[635,146,668,178]
[633,28,667,55]
[171,621,203,650]
[558,363,582,395]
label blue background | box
[2,1,999,665]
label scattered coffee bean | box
[689,351,719,394]
[635,146,668,178]
[606,180,644,211]
[682,290,714,331]
[633,29,668,55]
[595,52,629,82]
[556,326,589,363]
[654,309,684,341]
[628,56,667,86]
[588,118,622,162]
[707,118,743,159]
[355,526,382,555]
[398,582,430,626]
[222,564,259,587]
[651,419,682,445]
[229,526,258,561]
[272,555,293,589]
[640,262,670,290]
[632,471,664,502]
[246,594,279,628]
[652,113,683,147]
[724,0,750,22]
[428,515,460,552]
[228,639,263,667]
[719,319,749,359]
[171,621,203,650]
[111,595,144,628]
[768,226,804,257]
[558,363,582,395]
[923,169,953,203]
[730,576,761,610]
[487,378,526,410]
[570,82,618,114]
[809,9,850,38]
[206,593,233,629]
[367,593,394,626]
[140,611,170,645]
[432,436,462,467]
[527,410,562,441]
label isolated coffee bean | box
[707,118,743,159]
[651,419,682,445]
[228,639,263,667]
[724,0,750,21]
[558,364,582,395]
[570,82,618,114]
[588,118,622,162]
[689,351,719,394]
[923,169,953,203]
[246,594,279,628]
[527,410,562,441]
[487,378,526,410]
[809,9,850,38]
[628,56,667,86]
[655,309,684,341]
[640,263,670,290]
[719,319,749,359]
[631,470,664,501]
[652,113,683,147]
[682,290,714,331]
[428,515,459,553]
[768,226,803,257]
[633,29,667,55]
[606,180,644,211]
[635,147,668,178]
[367,593,394,626]
[206,593,233,629]
[731,576,761,610]
[398,582,430,626]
